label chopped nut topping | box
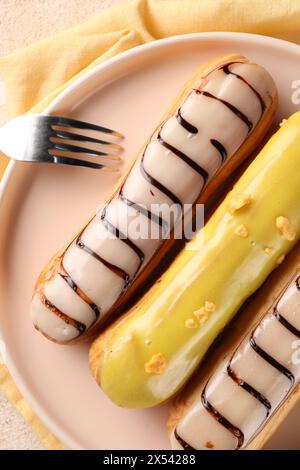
[194,307,209,325]
[276,216,296,241]
[228,193,252,214]
[235,224,249,238]
[205,441,214,449]
[185,318,198,329]
[264,246,274,254]
[277,254,285,265]
[144,353,167,374]
[204,301,216,313]
[193,302,216,325]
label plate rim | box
[0,31,300,450]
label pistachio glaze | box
[172,274,300,450]
[93,113,300,409]
[31,59,275,342]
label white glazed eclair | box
[30,54,277,343]
[169,255,300,451]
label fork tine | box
[51,142,121,160]
[48,154,114,170]
[52,129,123,151]
[47,115,124,138]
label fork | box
[0,114,124,170]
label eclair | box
[89,113,300,409]
[31,54,277,343]
[169,246,300,450]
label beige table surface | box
[0,0,120,450]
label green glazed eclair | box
[90,113,300,409]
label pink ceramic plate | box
[0,33,300,450]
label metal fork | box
[0,114,124,170]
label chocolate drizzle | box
[227,359,271,414]
[140,148,183,210]
[201,386,245,448]
[76,233,130,289]
[119,190,169,234]
[176,108,198,134]
[60,271,100,320]
[60,274,77,290]
[222,63,266,113]
[39,292,86,334]
[38,255,100,339]
[174,384,245,451]
[248,278,300,389]
[157,131,209,182]
[100,205,145,267]
[196,90,253,132]
[249,333,295,386]
[210,139,227,163]
[273,308,300,338]
[174,428,196,451]
[40,59,267,338]
[180,276,299,451]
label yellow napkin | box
[0,365,64,449]
[0,0,300,450]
